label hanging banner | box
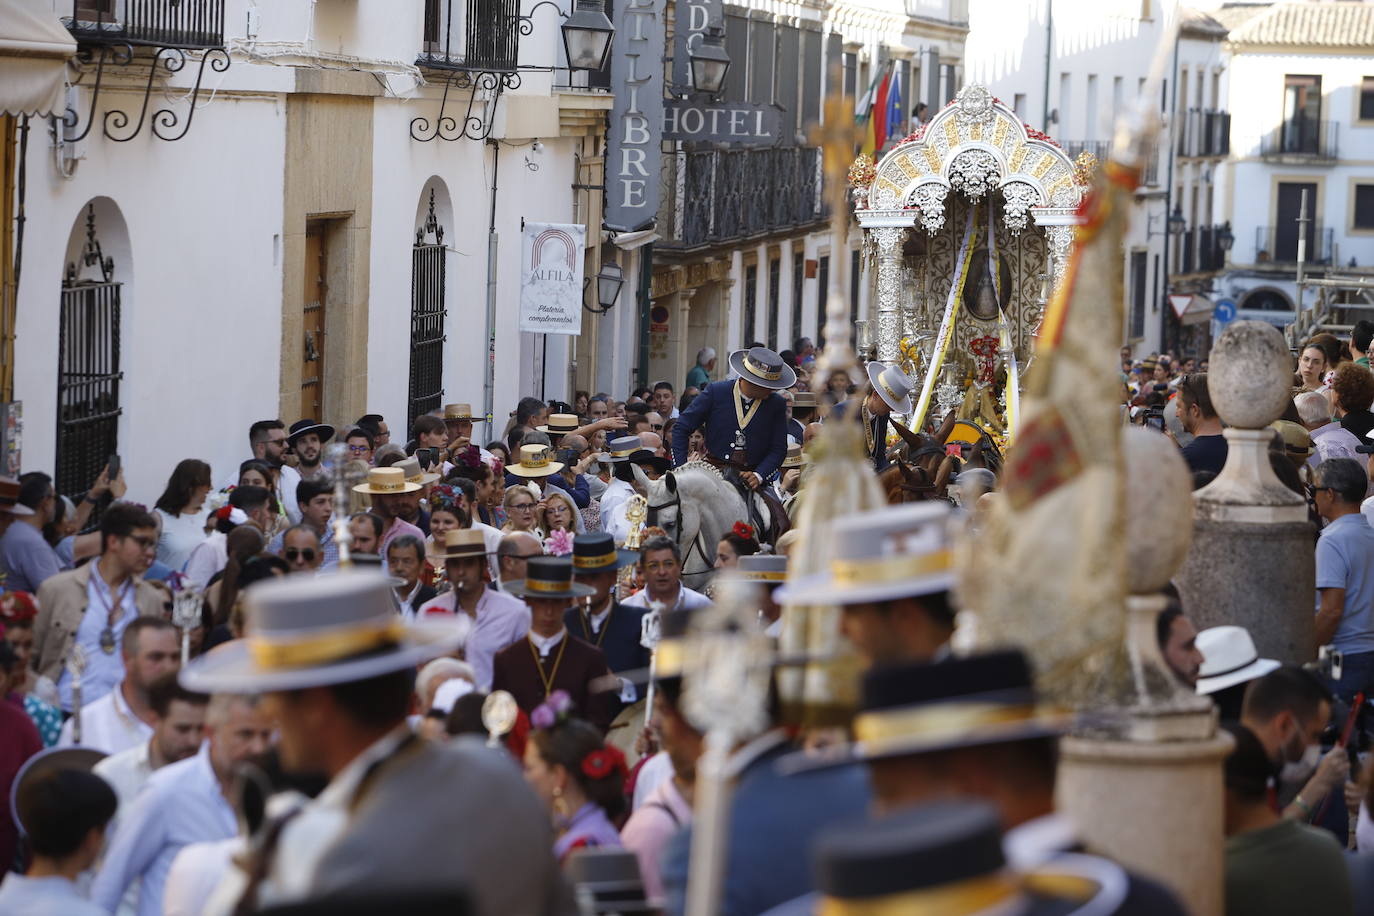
[520,222,586,335]
[605,0,665,232]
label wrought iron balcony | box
[1254,225,1335,265]
[62,0,225,49]
[1174,108,1230,158]
[661,148,824,250]
[1260,119,1338,161]
[1176,224,1229,275]
[419,0,521,72]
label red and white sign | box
[1169,294,1193,318]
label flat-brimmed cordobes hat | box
[443,403,484,423]
[537,414,581,436]
[287,419,335,447]
[352,466,422,496]
[428,528,495,563]
[728,346,797,390]
[506,444,565,478]
[503,556,595,601]
[571,531,638,574]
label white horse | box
[631,461,760,591]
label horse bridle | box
[646,487,714,576]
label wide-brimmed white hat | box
[506,443,564,478]
[866,361,915,414]
[775,502,954,606]
[728,346,797,390]
[1195,626,1280,696]
[180,571,468,693]
[352,466,421,496]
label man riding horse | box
[671,346,792,489]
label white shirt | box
[164,838,245,916]
[395,581,428,620]
[622,583,711,614]
[56,564,139,711]
[253,728,412,909]
[91,743,238,916]
[93,739,154,816]
[529,627,566,658]
[0,874,107,916]
[155,508,208,572]
[181,531,227,591]
[58,681,154,754]
[278,464,303,525]
[599,478,635,531]
[416,588,527,690]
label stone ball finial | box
[1122,425,1194,594]
[1207,321,1293,429]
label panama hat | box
[428,528,495,563]
[287,418,335,447]
[506,444,564,478]
[866,362,915,414]
[571,531,638,573]
[781,443,805,470]
[728,346,797,390]
[180,571,469,693]
[394,455,440,487]
[599,436,643,464]
[791,390,819,415]
[352,466,421,496]
[443,403,484,423]
[774,502,954,606]
[503,556,595,600]
[1195,626,1280,697]
[537,414,581,436]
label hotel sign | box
[663,101,784,146]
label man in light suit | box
[181,571,575,915]
[671,347,793,489]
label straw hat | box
[443,404,484,423]
[180,571,468,692]
[781,443,804,470]
[352,466,421,496]
[537,414,581,436]
[428,528,495,563]
[506,444,564,478]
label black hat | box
[628,449,671,474]
[571,532,638,574]
[728,346,797,390]
[784,650,1069,773]
[287,418,336,447]
[814,801,1116,914]
[504,556,595,600]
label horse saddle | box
[701,454,790,544]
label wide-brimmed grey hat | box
[11,747,107,835]
[775,502,954,606]
[866,361,915,414]
[728,347,797,390]
[180,570,468,693]
[599,436,643,463]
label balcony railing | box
[1260,119,1338,161]
[1177,224,1228,275]
[1063,140,1110,162]
[663,148,824,250]
[1254,225,1335,265]
[1176,108,1230,158]
[419,0,521,72]
[62,0,224,48]
[1140,139,1160,187]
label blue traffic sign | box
[1214,299,1237,325]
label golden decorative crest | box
[847,154,876,189]
[1074,150,1100,187]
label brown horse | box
[881,413,961,504]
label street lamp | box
[561,0,615,72]
[689,25,731,95]
[585,258,625,313]
[1217,221,1235,253]
[1167,205,1186,237]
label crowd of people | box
[4,323,1374,914]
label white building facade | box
[8,0,610,504]
[1212,1,1374,327]
[965,0,1229,358]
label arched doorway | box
[56,199,129,515]
[409,179,452,422]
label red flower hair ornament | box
[580,745,627,781]
[732,521,755,541]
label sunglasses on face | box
[285,548,317,562]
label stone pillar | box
[1057,732,1232,916]
[1174,321,1316,664]
[1056,426,1229,916]
[871,226,908,363]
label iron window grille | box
[410,191,449,422]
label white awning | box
[1178,294,1216,326]
[0,0,76,118]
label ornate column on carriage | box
[851,85,1088,430]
